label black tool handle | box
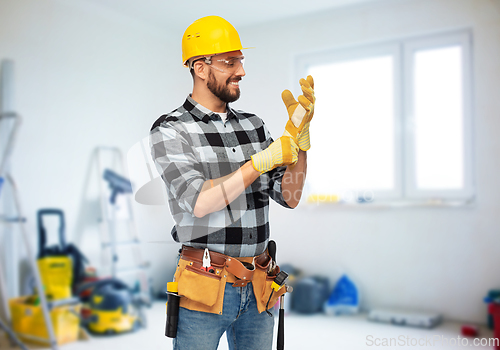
[268,240,276,262]
[277,307,284,350]
[165,292,180,338]
[37,208,66,257]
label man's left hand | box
[282,75,315,151]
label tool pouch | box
[252,257,287,314]
[174,246,286,315]
[174,257,227,315]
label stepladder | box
[95,146,151,303]
[0,110,58,350]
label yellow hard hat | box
[182,16,250,67]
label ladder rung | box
[102,240,139,248]
[116,264,149,274]
[98,218,134,223]
[47,297,80,309]
[0,215,26,223]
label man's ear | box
[192,61,208,81]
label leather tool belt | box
[180,245,268,287]
[174,245,286,315]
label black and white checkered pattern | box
[150,95,290,257]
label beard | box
[207,69,240,103]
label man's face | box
[206,50,245,103]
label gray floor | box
[6,301,496,350]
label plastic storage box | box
[488,303,500,350]
[9,296,81,345]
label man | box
[150,16,314,350]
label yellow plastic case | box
[37,256,73,300]
[9,296,81,345]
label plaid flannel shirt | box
[150,95,291,257]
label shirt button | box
[224,124,226,128]
[232,148,236,152]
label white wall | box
[236,0,500,323]
[1,0,499,325]
[0,0,189,302]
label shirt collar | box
[183,95,241,124]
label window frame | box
[403,30,474,200]
[294,29,474,204]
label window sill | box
[304,195,476,209]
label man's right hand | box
[250,136,299,173]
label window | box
[296,30,473,204]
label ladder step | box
[47,297,80,309]
[116,264,149,274]
[98,218,134,223]
[0,215,26,223]
[102,240,139,248]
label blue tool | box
[103,169,133,204]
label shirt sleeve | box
[150,123,206,216]
[261,122,292,209]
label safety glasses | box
[194,55,245,74]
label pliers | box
[201,248,215,273]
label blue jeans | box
[173,282,274,350]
